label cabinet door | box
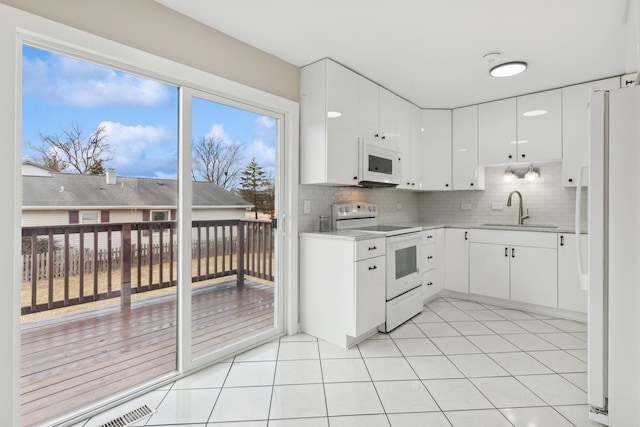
[422,269,442,300]
[452,105,484,190]
[444,229,469,293]
[516,89,562,162]
[558,234,588,313]
[479,98,517,165]
[562,77,619,187]
[397,101,420,189]
[469,243,510,299]
[326,60,359,185]
[379,88,399,149]
[358,76,380,141]
[354,256,386,336]
[510,246,558,307]
[421,109,452,190]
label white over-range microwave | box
[358,140,401,188]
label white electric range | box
[332,203,424,332]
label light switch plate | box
[461,203,472,210]
[303,200,311,215]
[396,202,402,210]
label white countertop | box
[300,222,588,240]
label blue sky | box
[21,45,276,180]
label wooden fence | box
[21,219,274,315]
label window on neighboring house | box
[80,211,100,224]
[151,210,169,221]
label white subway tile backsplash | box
[418,163,587,226]
[297,162,587,232]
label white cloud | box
[255,116,276,130]
[245,139,276,168]
[204,124,233,144]
[22,54,172,107]
[100,121,174,176]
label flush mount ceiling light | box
[522,110,548,117]
[327,111,342,118]
[490,61,528,77]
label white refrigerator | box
[576,84,640,426]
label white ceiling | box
[156,0,638,108]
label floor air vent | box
[97,404,156,427]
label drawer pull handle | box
[427,235,433,239]
[368,246,377,251]
[368,265,378,271]
[427,282,433,286]
[427,256,433,259]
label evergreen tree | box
[238,158,267,219]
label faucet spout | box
[506,190,529,225]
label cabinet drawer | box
[355,237,386,261]
[422,230,437,245]
[423,244,436,271]
[469,229,557,248]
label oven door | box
[386,233,423,300]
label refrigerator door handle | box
[575,151,589,290]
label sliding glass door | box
[180,88,283,368]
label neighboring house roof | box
[22,171,253,209]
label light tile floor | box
[79,297,602,427]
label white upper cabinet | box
[421,109,452,190]
[397,100,421,189]
[379,88,399,149]
[516,89,562,163]
[453,105,485,190]
[562,77,619,187]
[357,75,379,142]
[358,77,399,150]
[300,59,359,185]
[478,97,517,164]
[478,89,562,165]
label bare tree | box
[31,123,111,174]
[192,135,244,190]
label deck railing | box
[21,219,274,315]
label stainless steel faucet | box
[506,190,530,225]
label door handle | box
[512,248,515,258]
[560,235,564,246]
[464,231,468,241]
[505,247,508,257]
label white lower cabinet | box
[469,243,510,299]
[468,230,558,308]
[558,233,588,313]
[422,228,445,300]
[444,228,469,293]
[300,235,386,347]
[510,246,558,308]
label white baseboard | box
[429,290,588,323]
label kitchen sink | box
[482,223,558,228]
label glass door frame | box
[178,86,286,372]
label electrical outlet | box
[461,203,472,210]
[396,202,402,210]
[491,203,503,210]
[303,200,311,215]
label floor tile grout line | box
[315,337,331,423]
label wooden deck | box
[20,279,275,427]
